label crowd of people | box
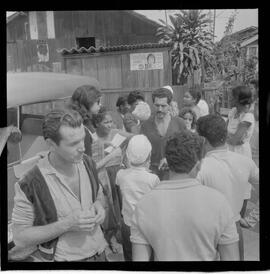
[8,80,259,262]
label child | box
[226,86,255,218]
[116,134,160,261]
[240,99,259,229]
[179,107,197,133]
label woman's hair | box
[165,130,204,174]
[91,106,108,129]
[249,79,258,90]
[152,87,173,104]
[197,114,227,147]
[127,90,145,105]
[232,85,253,106]
[179,107,197,129]
[116,95,128,108]
[188,85,202,105]
[68,85,101,122]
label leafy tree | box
[240,55,258,83]
[214,10,241,82]
[156,10,215,85]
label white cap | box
[126,135,152,165]
[163,85,174,94]
[132,101,151,121]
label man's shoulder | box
[198,183,230,206]
[171,116,186,127]
[18,164,42,186]
[140,116,155,130]
[226,150,252,162]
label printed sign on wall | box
[37,41,49,62]
[130,52,164,71]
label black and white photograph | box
[2,8,266,270]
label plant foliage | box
[156,10,215,85]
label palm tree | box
[156,10,215,85]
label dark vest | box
[15,154,100,261]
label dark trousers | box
[120,221,132,261]
[236,221,244,261]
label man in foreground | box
[130,130,240,261]
[10,108,107,262]
[196,114,259,260]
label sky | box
[7,9,258,42]
[135,9,258,42]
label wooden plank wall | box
[21,47,189,115]
[64,47,172,90]
[7,11,160,72]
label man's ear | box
[189,160,202,178]
[46,138,57,151]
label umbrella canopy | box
[7,72,100,108]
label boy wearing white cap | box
[116,134,160,261]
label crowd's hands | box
[110,235,123,253]
[64,203,105,233]
[158,158,169,171]
[7,125,22,144]
[64,209,97,232]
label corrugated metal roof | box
[7,11,27,24]
[59,42,172,56]
[241,34,258,48]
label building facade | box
[7,11,160,72]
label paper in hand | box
[104,133,126,153]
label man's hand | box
[64,209,97,232]
[158,158,168,171]
[93,201,106,225]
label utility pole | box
[165,10,168,26]
[213,9,216,42]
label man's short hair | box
[197,114,227,147]
[152,88,173,104]
[116,95,128,108]
[165,130,204,174]
[127,90,145,105]
[43,108,83,145]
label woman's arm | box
[227,121,251,146]
[95,147,122,170]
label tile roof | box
[58,42,172,56]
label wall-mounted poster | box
[130,52,163,71]
[37,41,49,62]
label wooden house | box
[7,11,161,72]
